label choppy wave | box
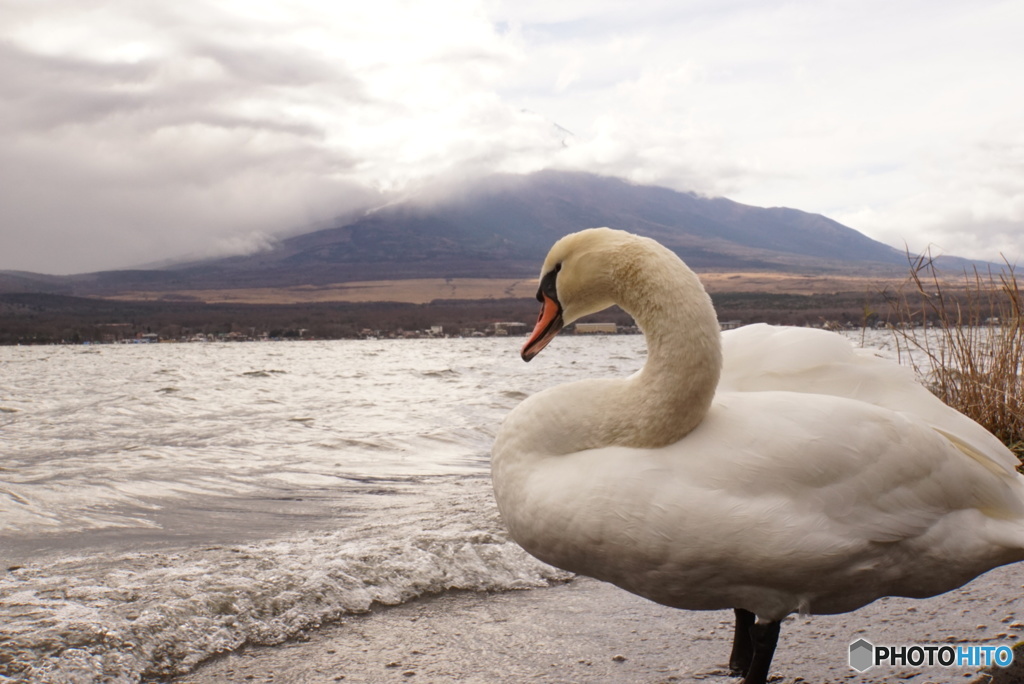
[2,331,916,684]
[0,338,650,537]
[2,333,808,683]
[0,337,650,683]
[0,476,570,683]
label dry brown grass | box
[886,254,1024,463]
[109,273,907,305]
[697,272,900,295]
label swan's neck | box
[496,241,722,461]
[493,240,721,481]
[606,253,722,448]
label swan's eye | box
[537,263,561,302]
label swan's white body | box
[492,228,1024,626]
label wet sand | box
[175,565,1024,684]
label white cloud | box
[491,0,1024,263]
[0,0,535,272]
[1,0,1022,273]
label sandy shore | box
[172,563,1024,684]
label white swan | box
[491,228,1024,684]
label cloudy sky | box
[2,0,1022,274]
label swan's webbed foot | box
[728,608,755,675]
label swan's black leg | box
[729,608,755,675]
[742,619,781,684]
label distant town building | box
[492,322,528,336]
[574,322,618,334]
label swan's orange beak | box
[522,292,564,362]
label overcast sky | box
[2,0,1022,274]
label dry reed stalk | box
[886,252,1024,466]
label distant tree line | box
[0,291,899,345]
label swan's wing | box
[680,393,1024,546]
[546,393,1024,553]
[498,391,1024,617]
[719,324,1019,476]
[720,323,861,385]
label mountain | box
[0,271,76,295]
[201,170,909,281]
[3,170,934,297]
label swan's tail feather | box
[934,427,1019,479]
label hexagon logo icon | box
[849,638,874,672]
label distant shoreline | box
[96,272,902,305]
[1,283,895,345]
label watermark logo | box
[849,639,874,672]
[849,638,1014,672]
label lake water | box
[0,331,901,683]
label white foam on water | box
[1,476,570,682]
